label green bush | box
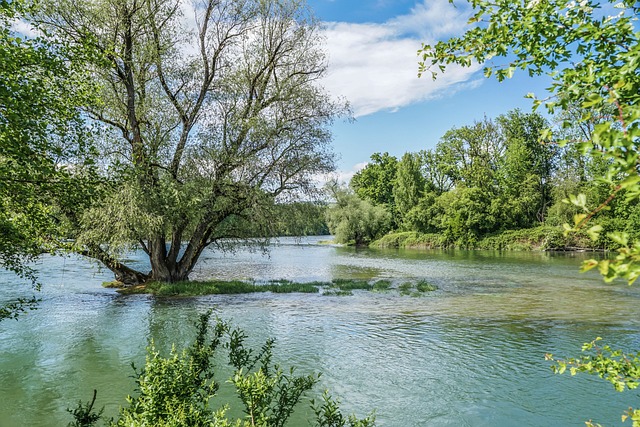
[68,311,375,427]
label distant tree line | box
[327,109,640,247]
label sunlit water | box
[1,236,640,426]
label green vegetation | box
[419,0,640,424]
[0,0,98,320]
[325,185,391,246]
[117,280,319,296]
[31,0,346,286]
[273,203,330,237]
[395,281,436,297]
[372,226,604,252]
[68,311,375,426]
[112,278,433,299]
[332,106,636,251]
[415,281,437,293]
[372,280,392,292]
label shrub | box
[69,311,376,427]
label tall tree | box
[325,185,391,246]
[436,117,504,191]
[350,152,398,209]
[393,152,426,228]
[40,0,346,284]
[496,109,554,224]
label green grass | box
[115,278,441,298]
[398,282,413,296]
[416,280,438,292]
[102,280,124,289]
[330,278,373,291]
[119,280,319,296]
[322,289,353,296]
[372,280,392,292]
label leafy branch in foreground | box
[546,338,640,426]
[69,311,375,427]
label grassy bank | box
[371,226,607,251]
[109,278,437,297]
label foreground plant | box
[69,311,374,427]
[546,339,640,426]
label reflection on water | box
[1,237,639,426]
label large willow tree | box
[41,0,344,284]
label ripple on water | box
[2,244,640,426]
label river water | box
[1,236,640,426]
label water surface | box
[1,237,639,426]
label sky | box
[12,0,553,184]
[306,0,553,182]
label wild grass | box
[115,278,440,298]
[372,280,392,292]
[119,280,319,296]
[416,280,438,292]
[330,279,373,291]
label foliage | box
[273,203,329,237]
[67,390,103,427]
[393,152,426,228]
[0,0,98,320]
[311,391,376,427]
[119,280,320,296]
[546,338,640,426]
[325,186,391,246]
[415,281,437,293]
[38,0,347,284]
[419,0,640,281]
[371,226,602,252]
[353,109,571,245]
[350,153,398,215]
[69,311,375,427]
[370,231,447,250]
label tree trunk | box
[113,266,151,286]
[83,244,150,286]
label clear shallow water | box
[1,237,640,426]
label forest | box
[326,108,640,251]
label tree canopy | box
[0,0,97,319]
[37,0,346,284]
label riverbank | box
[370,226,608,251]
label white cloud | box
[320,0,481,117]
[11,19,43,39]
[314,161,368,187]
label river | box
[1,236,639,426]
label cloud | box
[11,19,43,39]
[320,0,481,117]
[314,161,368,187]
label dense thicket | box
[327,109,640,248]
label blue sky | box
[307,0,553,181]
